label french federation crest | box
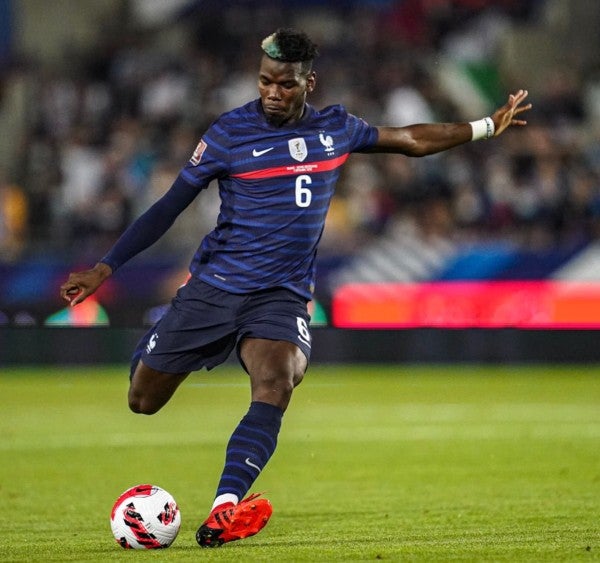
[319,132,334,153]
[288,137,308,162]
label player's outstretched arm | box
[59,175,200,306]
[60,262,113,306]
[372,89,531,157]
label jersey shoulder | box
[212,100,261,129]
[310,103,349,125]
[309,103,378,150]
[203,100,265,146]
[309,103,374,132]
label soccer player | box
[60,28,531,547]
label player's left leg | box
[196,287,311,547]
[196,338,307,547]
[242,337,307,410]
[220,338,306,496]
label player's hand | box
[60,262,113,306]
[491,89,531,137]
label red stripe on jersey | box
[232,153,349,180]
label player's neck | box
[263,103,307,127]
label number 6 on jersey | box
[295,175,312,207]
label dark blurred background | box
[2,0,600,331]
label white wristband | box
[469,117,495,140]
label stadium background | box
[2,0,600,363]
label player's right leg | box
[126,277,240,415]
[128,360,189,415]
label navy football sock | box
[214,401,283,503]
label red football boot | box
[196,493,273,548]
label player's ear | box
[306,71,316,93]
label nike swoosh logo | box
[245,457,261,472]
[252,147,274,157]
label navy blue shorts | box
[130,277,312,376]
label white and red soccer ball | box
[110,484,181,549]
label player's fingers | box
[508,90,528,108]
[513,89,527,100]
[60,283,83,302]
[515,103,532,114]
[69,289,89,307]
[60,286,75,300]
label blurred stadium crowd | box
[2,0,600,323]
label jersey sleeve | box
[179,122,231,188]
[100,175,200,271]
[345,112,379,153]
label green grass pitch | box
[1,363,599,561]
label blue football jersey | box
[180,99,378,299]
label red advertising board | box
[332,281,600,328]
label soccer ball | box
[110,484,181,549]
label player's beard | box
[262,100,305,126]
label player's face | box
[258,55,315,126]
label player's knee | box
[274,356,306,396]
[129,400,161,415]
[269,371,295,397]
[292,368,304,388]
[253,366,302,407]
[128,390,161,415]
